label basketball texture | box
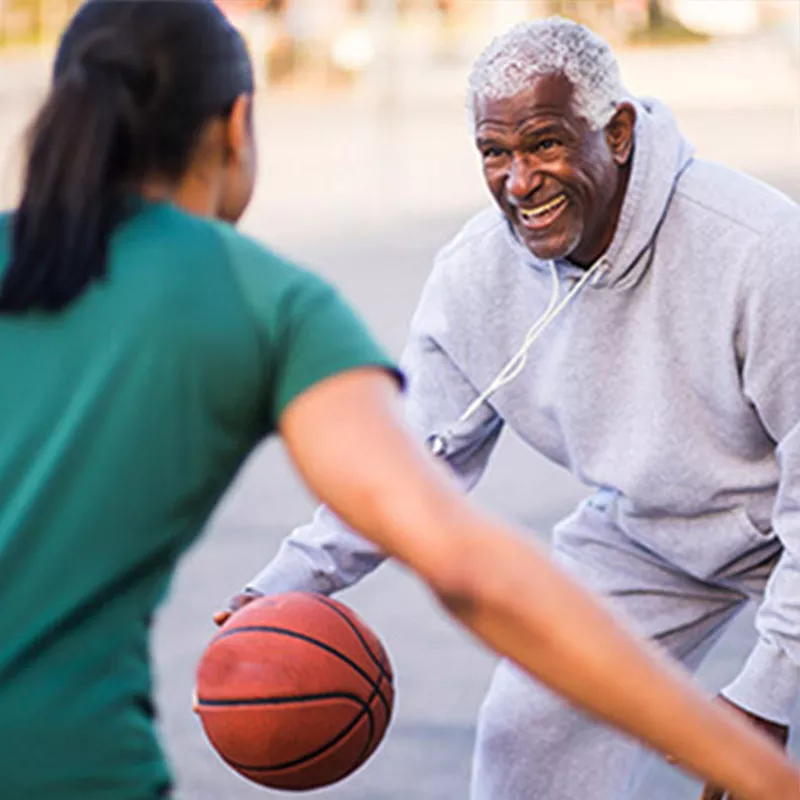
[195,592,395,791]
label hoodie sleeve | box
[720,205,800,725]
[246,257,504,597]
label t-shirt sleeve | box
[270,275,403,421]
[216,223,402,428]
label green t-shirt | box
[0,201,398,799]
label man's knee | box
[476,664,584,755]
[473,665,642,800]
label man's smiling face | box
[474,72,634,266]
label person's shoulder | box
[209,221,341,332]
[410,206,531,335]
[126,204,324,307]
[676,165,799,293]
[211,221,305,277]
[676,159,797,236]
[435,206,510,267]
[208,219,327,299]
[129,203,306,282]
[426,206,518,297]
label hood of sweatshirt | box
[504,97,696,289]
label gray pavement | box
[2,29,800,800]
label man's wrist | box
[721,638,800,726]
[719,693,790,745]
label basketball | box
[195,592,395,791]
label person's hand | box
[212,587,264,626]
[696,696,790,800]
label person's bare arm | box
[278,368,799,800]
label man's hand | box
[698,696,789,800]
[212,587,264,626]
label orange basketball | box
[195,592,395,791]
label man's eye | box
[482,147,507,160]
[536,139,561,152]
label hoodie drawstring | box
[427,258,604,458]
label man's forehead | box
[474,72,579,131]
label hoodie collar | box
[504,97,695,290]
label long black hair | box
[0,0,254,313]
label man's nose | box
[507,154,543,201]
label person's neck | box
[138,176,218,219]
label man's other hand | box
[212,587,264,626]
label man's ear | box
[605,102,636,166]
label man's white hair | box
[467,17,627,131]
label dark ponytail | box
[1,33,156,312]
[0,0,253,314]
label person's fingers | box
[191,688,199,714]
[213,590,263,626]
[230,590,261,612]
[212,609,231,626]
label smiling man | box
[225,17,800,800]
[476,71,633,267]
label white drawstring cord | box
[455,258,603,425]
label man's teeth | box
[519,194,567,219]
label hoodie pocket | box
[732,506,773,543]
[613,504,777,582]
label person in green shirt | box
[0,1,798,799]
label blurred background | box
[1,1,799,798]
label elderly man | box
[222,17,800,800]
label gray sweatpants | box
[471,496,782,800]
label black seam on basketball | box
[354,670,381,766]
[308,594,392,682]
[196,691,365,708]
[307,594,394,719]
[214,626,391,718]
[222,692,376,773]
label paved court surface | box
[1,28,799,800]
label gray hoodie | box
[249,98,800,724]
